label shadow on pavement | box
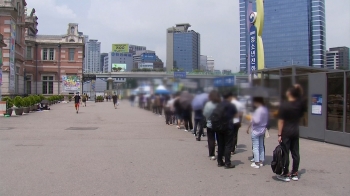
[232,160,244,166]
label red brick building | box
[0,0,27,96]
[0,1,85,96]
[25,18,85,95]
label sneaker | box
[210,156,216,160]
[184,130,188,132]
[251,163,259,169]
[277,175,291,182]
[259,163,263,167]
[290,173,299,181]
[250,158,254,162]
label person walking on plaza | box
[129,94,135,107]
[73,92,81,114]
[82,93,87,107]
[215,91,237,169]
[183,105,193,132]
[231,94,244,154]
[277,84,306,182]
[112,94,118,109]
[203,90,221,160]
[246,97,268,169]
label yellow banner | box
[112,44,129,53]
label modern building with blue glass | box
[239,0,326,72]
[166,23,200,72]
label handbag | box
[265,128,270,138]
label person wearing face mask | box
[276,84,306,182]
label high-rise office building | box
[166,23,200,72]
[239,0,326,72]
[100,53,108,72]
[326,47,350,69]
[84,39,101,73]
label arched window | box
[70,27,74,34]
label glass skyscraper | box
[239,0,326,71]
[166,24,200,72]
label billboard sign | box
[9,20,16,92]
[249,25,258,72]
[213,78,223,87]
[112,64,126,72]
[223,76,235,86]
[138,63,154,69]
[174,72,186,79]
[214,76,235,87]
[141,53,156,62]
[62,75,81,92]
[112,44,129,53]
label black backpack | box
[210,103,228,134]
[271,144,288,175]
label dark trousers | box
[217,130,234,165]
[232,123,240,152]
[165,110,173,124]
[193,118,203,137]
[153,105,157,113]
[282,136,300,174]
[207,128,216,157]
[183,112,193,131]
[157,106,163,116]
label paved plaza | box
[0,101,349,196]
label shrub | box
[22,97,31,107]
[13,96,24,108]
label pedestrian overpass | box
[83,72,248,80]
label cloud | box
[86,0,239,71]
[26,0,350,72]
[27,0,77,19]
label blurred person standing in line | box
[203,90,221,160]
[215,91,237,169]
[246,97,268,169]
[231,94,244,154]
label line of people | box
[138,85,305,180]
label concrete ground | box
[0,101,349,196]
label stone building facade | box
[0,0,27,95]
[0,1,85,96]
[25,20,85,95]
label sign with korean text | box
[174,72,186,79]
[62,75,81,91]
[249,25,257,72]
[213,78,223,87]
[223,76,235,86]
[112,44,129,53]
[0,70,2,85]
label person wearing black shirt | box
[217,91,237,169]
[277,84,306,182]
[112,94,118,109]
[73,92,81,114]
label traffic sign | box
[174,72,186,79]
[214,76,235,87]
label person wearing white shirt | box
[231,94,244,154]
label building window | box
[49,48,54,60]
[42,76,54,94]
[26,75,32,94]
[42,48,55,60]
[70,27,75,34]
[69,48,75,61]
[26,46,32,60]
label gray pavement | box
[0,101,349,196]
